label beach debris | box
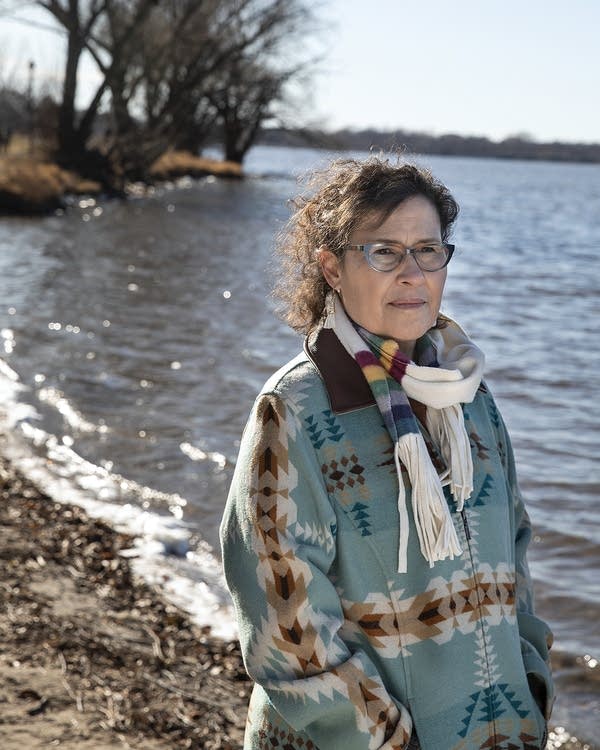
[17,688,50,716]
[0,455,250,748]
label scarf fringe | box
[426,405,473,511]
[394,446,411,574]
[396,435,462,572]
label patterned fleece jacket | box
[220,328,554,750]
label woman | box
[220,157,553,750]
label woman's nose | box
[394,252,425,282]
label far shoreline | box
[257,127,600,166]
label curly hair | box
[274,155,459,335]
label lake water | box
[0,145,598,744]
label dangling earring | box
[324,288,336,328]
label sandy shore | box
[0,454,593,749]
[0,455,250,748]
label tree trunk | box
[223,133,243,164]
[57,23,85,158]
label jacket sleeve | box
[490,393,555,721]
[220,392,414,750]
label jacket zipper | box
[458,504,499,745]
[460,508,472,540]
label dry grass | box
[0,134,101,213]
[3,133,54,160]
[150,150,243,180]
[0,140,242,213]
[0,156,101,209]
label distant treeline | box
[259,127,600,164]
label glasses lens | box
[414,244,449,271]
[364,243,450,271]
[366,244,402,271]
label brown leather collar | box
[303,328,429,427]
[304,328,375,414]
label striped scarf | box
[354,327,438,444]
[324,292,485,572]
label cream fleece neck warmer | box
[324,292,485,572]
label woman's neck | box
[395,338,416,360]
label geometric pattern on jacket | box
[338,564,516,656]
[221,338,554,750]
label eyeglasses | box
[348,241,455,273]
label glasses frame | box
[348,241,455,273]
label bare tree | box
[27,0,158,183]
[209,58,289,163]
[33,1,104,156]
[1,0,318,181]
[101,0,316,168]
[206,0,315,163]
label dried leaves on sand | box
[0,459,250,749]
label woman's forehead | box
[351,196,440,236]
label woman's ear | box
[317,248,342,290]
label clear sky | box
[1,0,599,144]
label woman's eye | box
[373,245,396,255]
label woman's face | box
[319,195,447,357]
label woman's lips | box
[389,300,426,308]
